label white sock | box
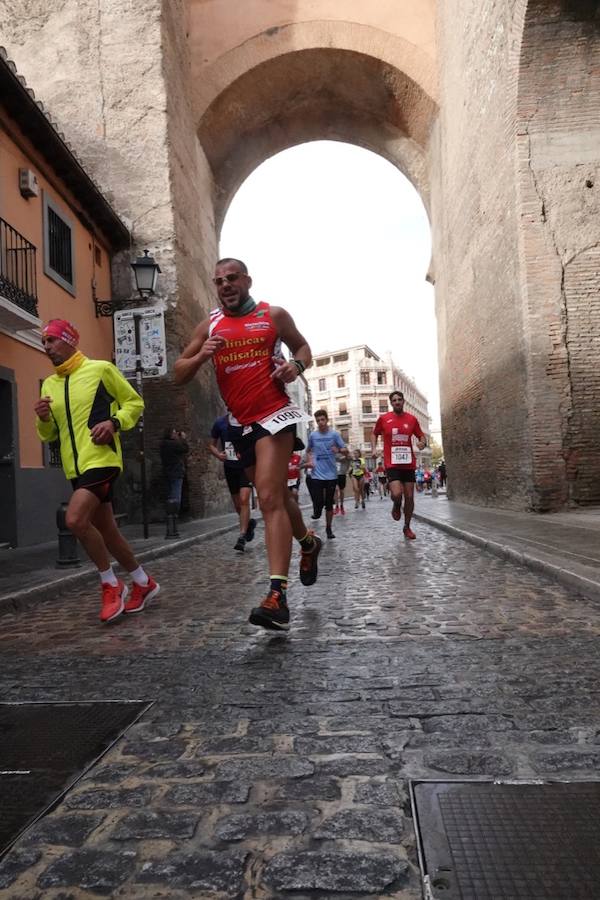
[99,567,118,587]
[130,566,149,586]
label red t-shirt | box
[288,452,302,481]
[209,302,289,425]
[373,411,424,470]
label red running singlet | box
[209,302,290,425]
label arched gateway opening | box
[219,141,439,458]
[190,12,440,486]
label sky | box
[220,141,441,432]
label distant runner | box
[306,410,348,539]
[372,390,427,539]
[209,414,256,552]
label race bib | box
[224,441,238,462]
[287,478,298,487]
[391,445,412,465]
[258,404,311,435]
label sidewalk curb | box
[413,511,600,604]
[0,523,240,614]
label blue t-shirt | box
[307,428,345,481]
[211,415,243,469]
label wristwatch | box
[110,416,121,432]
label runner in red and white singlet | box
[372,390,427,539]
[174,258,321,631]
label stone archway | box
[192,16,438,233]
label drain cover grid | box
[411,780,600,900]
[0,700,151,857]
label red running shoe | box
[340,506,345,516]
[403,525,416,540]
[124,576,160,614]
[392,503,402,521]
[100,581,128,623]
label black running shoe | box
[299,534,322,586]
[234,536,246,552]
[248,590,290,631]
[326,528,335,539]
[245,518,257,542]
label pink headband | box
[42,319,80,348]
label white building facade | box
[306,346,431,467]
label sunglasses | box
[213,272,244,287]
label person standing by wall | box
[160,427,189,516]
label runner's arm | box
[174,320,221,385]
[104,363,145,431]
[35,387,58,442]
[208,435,227,462]
[270,307,312,383]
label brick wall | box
[517,0,600,508]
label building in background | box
[306,345,431,467]
[0,49,129,547]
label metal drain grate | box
[411,780,600,899]
[0,701,150,856]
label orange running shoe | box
[248,590,290,631]
[124,576,160,614]
[100,581,128,623]
[392,503,402,521]
[403,525,416,540]
[299,534,322,586]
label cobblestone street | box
[2,500,600,898]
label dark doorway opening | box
[0,376,17,547]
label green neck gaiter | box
[223,295,257,317]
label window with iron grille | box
[45,441,62,468]
[43,192,75,295]
[377,371,387,385]
[379,399,388,412]
[362,400,372,414]
[360,371,370,385]
[318,377,326,392]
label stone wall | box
[433,1,532,509]
[517,0,600,508]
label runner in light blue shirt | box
[306,409,348,539]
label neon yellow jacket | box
[36,355,144,479]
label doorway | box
[0,375,17,547]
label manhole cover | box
[0,701,150,856]
[411,780,600,899]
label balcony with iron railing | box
[0,218,39,323]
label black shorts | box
[70,467,120,503]
[311,478,338,511]
[229,422,296,469]
[378,476,387,484]
[224,466,252,495]
[386,468,416,484]
[337,474,347,489]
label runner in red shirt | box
[372,390,427,539]
[174,258,321,631]
[287,438,304,504]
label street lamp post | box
[129,251,161,539]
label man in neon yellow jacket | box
[35,319,159,623]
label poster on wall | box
[114,306,167,377]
